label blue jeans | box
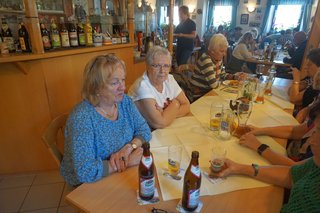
[176,48,193,66]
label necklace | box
[97,104,117,118]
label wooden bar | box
[168,0,174,53]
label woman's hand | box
[239,133,261,151]
[292,68,301,82]
[211,159,243,178]
[127,147,143,167]
[247,125,262,135]
[109,143,133,172]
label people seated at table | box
[228,32,255,73]
[60,54,151,187]
[173,5,196,66]
[214,111,320,212]
[129,46,190,129]
[283,31,307,70]
[203,26,215,51]
[278,29,294,47]
[288,48,320,119]
[241,98,320,163]
[228,26,243,46]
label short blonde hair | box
[208,33,228,52]
[82,54,126,106]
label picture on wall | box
[240,14,249,25]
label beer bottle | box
[139,142,155,201]
[18,19,31,52]
[182,151,201,212]
[1,18,15,53]
[40,22,51,50]
[60,17,70,48]
[84,16,93,46]
[69,21,79,47]
[77,21,86,46]
[50,19,61,49]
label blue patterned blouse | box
[60,95,151,186]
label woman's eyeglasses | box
[151,64,171,70]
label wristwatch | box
[257,144,270,155]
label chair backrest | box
[42,113,68,166]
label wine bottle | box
[60,17,70,48]
[77,21,86,46]
[40,22,51,50]
[84,16,93,46]
[69,21,79,47]
[18,18,31,52]
[1,18,15,53]
[50,19,61,49]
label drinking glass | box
[168,145,182,175]
[210,104,223,131]
[210,144,227,174]
[232,100,253,138]
[265,71,276,96]
[219,108,234,140]
[255,76,267,104]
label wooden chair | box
[42,113,68,166]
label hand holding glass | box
[210,145,227,174]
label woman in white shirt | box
[228,32,255,73]
[129,46,190,129]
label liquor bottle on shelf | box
[40,22,51,50]
[60,17,70,48]
[77,21,86,46]
[1,18,15,53]
[182,151,201,212]
[50,19,61,49]
[138,142,155,201]
[18,18,31,52]
[84,16,93,46]
[69,21,78,47]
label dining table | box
[65,80,298,213]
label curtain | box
[300,2,313,31]
[260,0,272,35]
[206,0,239,31]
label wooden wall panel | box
[0,47,138,174]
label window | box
[212,6,232,28]
[273,5,303,30]
[159,6,179,26]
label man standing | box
[174,6,196,66]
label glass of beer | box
[232,100,253,138]
[210,104,223,131]
[210,144,226,174]
[168,145,182,175]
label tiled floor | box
[0,170,75,213]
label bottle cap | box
[192,151,199,158]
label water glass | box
[168,145,182,175]
[210,144,227,173]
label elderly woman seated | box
[173,33,246,102]
[129,46,190,129]
[61,54,151,187]
[213,109,320,212]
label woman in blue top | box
[61,54,151,186]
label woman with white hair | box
[129,46,190,129]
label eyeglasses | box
[151,207,168,213]
[151,64,171,70]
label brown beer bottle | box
[139,142,155,201]
[182,151,201,211]
[18,19,31,52]
[40,22,51,50]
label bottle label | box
[42,36,51,48]
[69,32,78,45]
[190,165,201,178]
[187,189,200,209]
[140,176,155,197]
[51,34,61,47]
[19,37,26,50]
[141,156,152,169]
[3,37,15,51]
[86,33,93,45]
[61,32,70,47]
[78,33,86,45]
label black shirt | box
[174,18,196,51]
